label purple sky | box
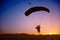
[0,0,60,34]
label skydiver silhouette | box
[35,25,41,33]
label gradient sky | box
[0,0,60,34]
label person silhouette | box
[35,25,41,33]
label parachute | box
[25,6,50,16]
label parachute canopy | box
[25,6,50,16]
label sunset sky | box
[0,0,60,34]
